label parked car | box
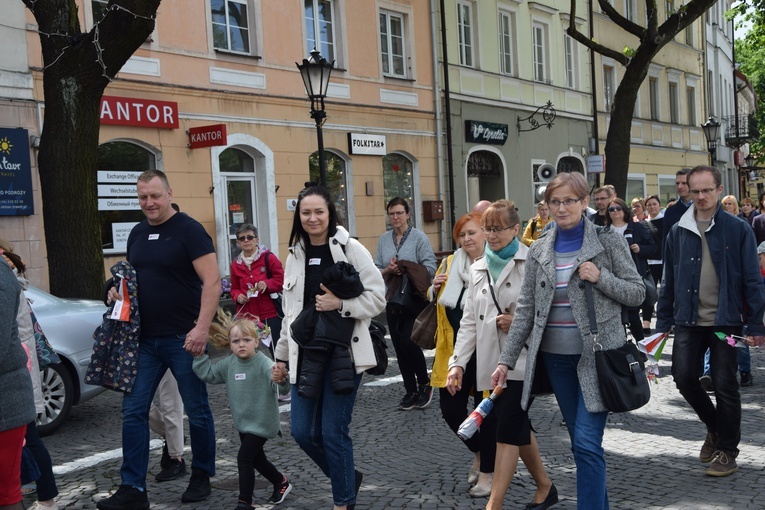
[25,286,107,436]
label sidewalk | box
[35,338,765,509]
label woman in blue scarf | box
[447,200,555,508]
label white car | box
[25,286,107,436]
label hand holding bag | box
[410,263,447,349]
[585,281,650,413]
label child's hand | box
[272,362,288,383]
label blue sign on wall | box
[0,128,34,216]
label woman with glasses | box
[492,173,644,510]
[605,198,656,342]
[375,198,437,411]
[447,201,556,506]
[230,224,285,355]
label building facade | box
[438,0,594,225]
[16,0,441,287]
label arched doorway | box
[466,148,506,206]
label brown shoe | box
[699,432,718,463]
[705,450,739,477]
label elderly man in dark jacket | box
[657,165,765,478]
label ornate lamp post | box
[296,48,334,187]
[701,116,721,163]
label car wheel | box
[37,362,74,437]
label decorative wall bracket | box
[517,101,557,133]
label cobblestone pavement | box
[30,337,765,510]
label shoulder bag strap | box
[487,279,503,315]
[263,251,272,279]
[584,281,598,336]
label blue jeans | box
[672,326,740,452]
[541,352,609,510]
[121,335,216,488]
[290,365,362,506]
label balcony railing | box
[724,113,760,148]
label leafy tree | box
[22,0,161,298]
[734,4,765,164]
[566,0,718,197]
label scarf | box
[237,246,262,269]
[485,237,519,283]
[554,218,585,252]
[438,248,471,309]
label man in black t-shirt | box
[98,171,221,510]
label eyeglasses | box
[607,206,623,212]
[549,198,581,209]
[237,235,257,241]
[689,188,718,196]
[388,211,407,217]
[481,225,514,234]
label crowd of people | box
[3,165,765,510]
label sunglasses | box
[237,235,257,241]
[607,206,623,212]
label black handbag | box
[585,281,650,413]
[388,273,427,316]
[366,319,388,376]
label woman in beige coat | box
[446,200,554,507]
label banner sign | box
[348,133,387,155]
[189,124,227,149]
[100,96,179,129]
[586,155,605,174]
[0,128,34,216]
[465,120,508,145]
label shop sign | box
[100,96,179,129]
[98,184,137,197]
[188,124,227,149]
[348,133,386,155]
[97,170,143,183]
[465,120,508,145]
[586,155,605,174]
[112,222,140,250]
[0,128,34,216]
[98,198,141,210]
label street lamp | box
[701,116,721,162]
[745,153,756,170]
[296,48,334,188]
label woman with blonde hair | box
[721,195,739,216]
[521,201,551,246]
[631,197,647,222]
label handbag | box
[263,252,284,318]
[388,273,427,316]
[29,305,60,367]
[585,281,650,413]
[410,263,447,349]
[366,319,388,375]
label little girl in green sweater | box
[193,310,292,508]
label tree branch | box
[658,0,717,40]
[566,23,630,66]
[596,0,644,38]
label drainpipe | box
[439,0,457,248]
[430,0,446,250]
[589,0,600,187]
[731,16,740,197]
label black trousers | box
[386,307,429,393]
[238,433,283,504]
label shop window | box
[212,0,252,54]
[97,141,156,254]
[383,153,415,229]
[305,0,336,62]
[658,175,676,207]
[309,150,349,229]
[626,177,646,202]
[380,10,407,78]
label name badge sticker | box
[235,373,246,380]
[309,258,322,266]
[148,234,160,240]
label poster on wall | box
[0,128,34,216]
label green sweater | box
[193,352,290,438]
